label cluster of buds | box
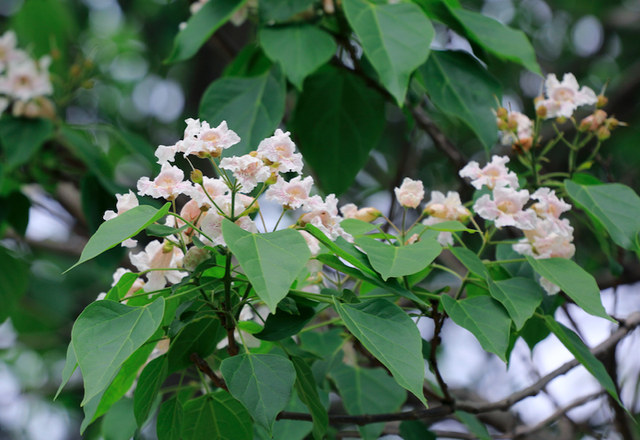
[578,109,622,141]
[0,31,54,119]
[497,107,534,152]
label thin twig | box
[190,352,228,392]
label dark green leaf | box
[182,392,252,440]
[489,278,543,330]
[223,44,272,78]
[260,0,313,21]
[255,304,316,341]
[291,356,329,440]
[343,0,435,105]
[292,65,386,195]
[0,115,53,170]
[420,50,502,151]
[223,219,311,313]
[526,256,613,322]
[565,180,640,251]
[157,397,183,440]
[134,355,168,427]
[146,223,190,238]
[66,203,171,272]
[450,246,490,280]
[0,246,28,324]
[400,421,436,440]
[519,315,551,351]
[543,316,622,406]
[456,411,492,440]
[199,67,285,156]
[355,236,442,281]
[167,316,223,373]
[166,0,247,63]
[441,295,511,361]
[105,272,140,302]
[72,298,165,405]
[334,298,427,405]
[259,25,336,90]
[220,353,296,433]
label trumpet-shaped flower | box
[179,119,241,158]
[500,112,534,147]
[130,240,187,292]
[474,187,537,229]
[200,210,258,247]
[137,163,192,200]
[0,56,53,101]
[459,155,519,190]
[219,154,271,193]
[265,175,314,209]
[394,178,424,209]
[535,73,597,119]
[184,176,229,208]
[256,129,304,174]
[423,191,469,221]
[299,194,352,242]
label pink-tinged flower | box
[219,154,271,193]
[200,211,258,247]
[539,277,561,295]
[459,155,519,190]
[531,188,571,220]
[514,218,575,260]
[256,129,304,174]
[422,216,453,246]
[155,143,185,164]
[137,163,193,201]
[103,190,139,248]
[0,56,53,101]
[474,187,537,229]
[180,119,241,158]
[111,268,145,297]
[183,247,211,271]
[500,112,533,146]
[340,203,358,219]
[184,176,229,208]
[394,178,424,209]
[535,73,597,119]
[299,194,353,242]
[299,230,321,256]
[265,175,314,209]
[423,191,470,221]
[130,240,187,292]
[339,204,382,223]
[0,31,27,73]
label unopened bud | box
[162,240,174,254]
[596,94,608,108]
[355,207,382,223]
[191,169,203,184]
[596,126,610,141]
[456,208,471,223]
[518,137,533,152]
[50,49,61,60]
[70,64,81,78]
[579,116,592,132]
[536,105,547,118]
[496,107,508,120]
[534,95,545,105]
[265,172,278,185]
[606,117,619,130]
[424,203,448,219]
[497,119,509,131]
[249,151,258,157]
[556,116,567,124]
[507,118,518,130]
[196,151,210,159]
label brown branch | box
[277,405,453,425]
[430,301,454,404]
[190,352,228,392]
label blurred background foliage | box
[1,0,640,439]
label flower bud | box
[579,115,593,132]
[405,234,419,246]
[606,117,619,130]
[497,118,509,131]
[243,199,260,215]
[536,105,547,118]
[596,94,608,108]
[249,151,258,157]
[518,137,533,152]
[424,203,447,219]
[355,207,382,223]
[507,117,518,130]
[496,107,508,120]
[597,126,610,141]
[265,172,278,185]
[70,64,81,78]
[191,169,203,184]
[556,116,567,124]
[162,240,174,254]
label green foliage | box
[488,278,543,330]
[182,392,253,440]
[0,116,54,170]
[0,246,28,324]
[167,317,223,373]
[291,356,329,440]
[134,355,168,427]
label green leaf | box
[146,223,190,238]
[66,203,171,272]
[255,305,316,341]
[340,219,379,237]
[424,220,476,233]
[199,67,285,156]
[334,298,426,405]
[0,246,28,324]
[291,356,329,440]
[343,0,435,105]
[259,0,313,21]
[223,219,311,313]
[450,247,490,280]
[456,411,492,440]
[355,236,442,281]
[441,295,511,361]
[331,364,407,440]
[452,8,542,75]
[259,25,336,90]
[102,398,137,440]
[307,225,378,277]
[488,278,543,331]
[420,50,502,151]
[54,343,77,400]
[400,421,436,440]
[134,355,168,427]
[182,392,253,440]
[157,397,183,440]
[1,190,30,236]
[526,256,613,322]
[71,298,165,405]
[292,65,386,195]
[220,353,296,434]
[543,316,622,406]
[223,44,272,78]
[565,180,640,251]
[167,316,223,373]
[0,115,54,170]
[166,0,247,63]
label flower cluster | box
[460,155,575,294]
[102,118,353,294]
[535,73,597,119]
[0,31,54,119]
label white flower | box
[137,163,193,200]
[299,230,321,256]
[501,112,533,146]
[130,241,187,292]
[535,73,597,119]
[180,119,241,158]
[539,277,561,295]
[256,129,304,174]
[219,154,271,193]
[340,203,358,219]
[513,218,575,260]
[459,155,519,190]
[103,190,139,248]
[200,211,258,247]
[184,176,229,208]
[422,216,454,246]
[265,175,314,209]
[299,194,352,242]
[423,191,469,221]
[530,187,572,220]
[0,31,27,73]
[110,268,145,298]
[0,56,53,101]
[473,187,537,229]
[394,178,424,209]
[154,143,184,164]
[183,247,211,271]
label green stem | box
[169,212,214,242]
[289,289,335,304]
[300,317,343,333]
[431,264,463,280]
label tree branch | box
[190,352,228,392]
